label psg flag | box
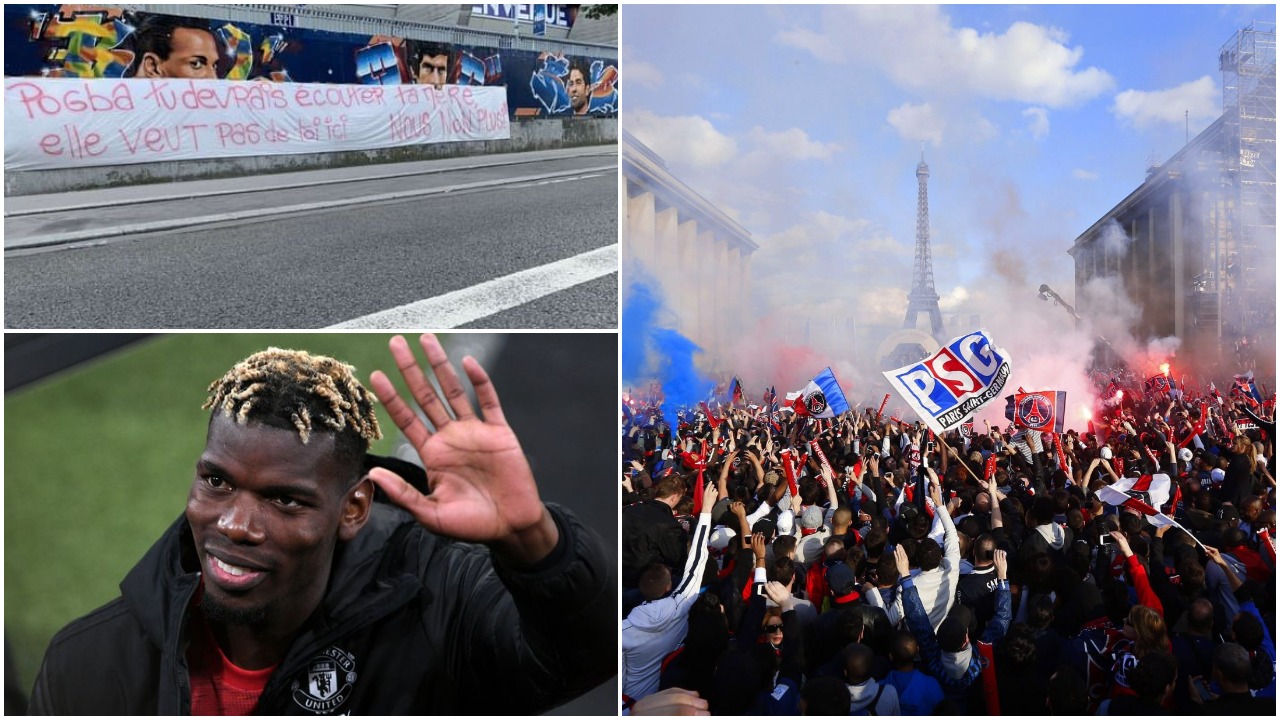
[1011,391,1067,434]
[1144,374,1171,395]
[787,368,851,419]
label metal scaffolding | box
[1219,21,1276,335]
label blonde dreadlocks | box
[204,348,382,462]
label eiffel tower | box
[903,145,944,340]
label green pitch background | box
[3,333,435,694]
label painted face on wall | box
[567,68,589,113]
[141,27,219,79]
[417,54,449,90]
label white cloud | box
[939,285,971,311]
[626,61,664,90]
[1111,75,1219,128]
[1072,168,1098,180]
[626,109,738,167]
[974,116,999,142]
[624,117,845,236]
[887,103,945,146]
[777,6,1113,108]
[774,27,844,62]
[746,126,844,161]
[1023,107,1050,140]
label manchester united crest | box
[291,645,356,714]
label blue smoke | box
[622,280,714,438]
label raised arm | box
[1111,531,1164,616]
[717,450,737,500]
[1204,546,1244,593]
[897,545,947,678]
[672,484,720,606]
[980,549,1012,643]
[765,582,806,685]
[366,334,614,712]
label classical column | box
[627,190,657,278]
[696,229,716,357]
[676,218,699,336]
[712,237,730,364]
[1172,190,1185,339]
[654,206,678,297]
[727,246,743,338]
[1152,206,1162,295]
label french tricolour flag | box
[787,368,851,419]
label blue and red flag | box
[787,368,851,419]
[1233,371,1264,405]
[1012,391,1067,434]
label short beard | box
[202,592,269,627]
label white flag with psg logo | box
[785,368,850,419]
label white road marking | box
[535,173,605,185]
[329,245,618,329]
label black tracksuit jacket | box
[29,502,615,714]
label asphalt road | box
[4,155,617,328]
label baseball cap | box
[825,563,857,596]
[1210,468,1226,483]
[776,512,795,537]
[752,517,777,543]
[708,526,736,551]
[800,506,824,530]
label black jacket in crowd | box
[621,499,686,588]
[29,502,614,715]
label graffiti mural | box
[4,5,618,118]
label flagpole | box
[943,443,983,484]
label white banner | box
[882,330,1012,437]
[5,78,511,171]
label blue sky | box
[624,4,1273,328]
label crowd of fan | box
[621,380,1276,715]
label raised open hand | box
[367,334,555,566]
[893,544,910,579]
[763,581,794,611]
[1108,530,1133,557]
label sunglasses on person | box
[763,624,784,633]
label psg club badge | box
[1013,391,1067,434]
[806,390,828,416]
[1017,394,1054,430]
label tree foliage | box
[582,5,617,20]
